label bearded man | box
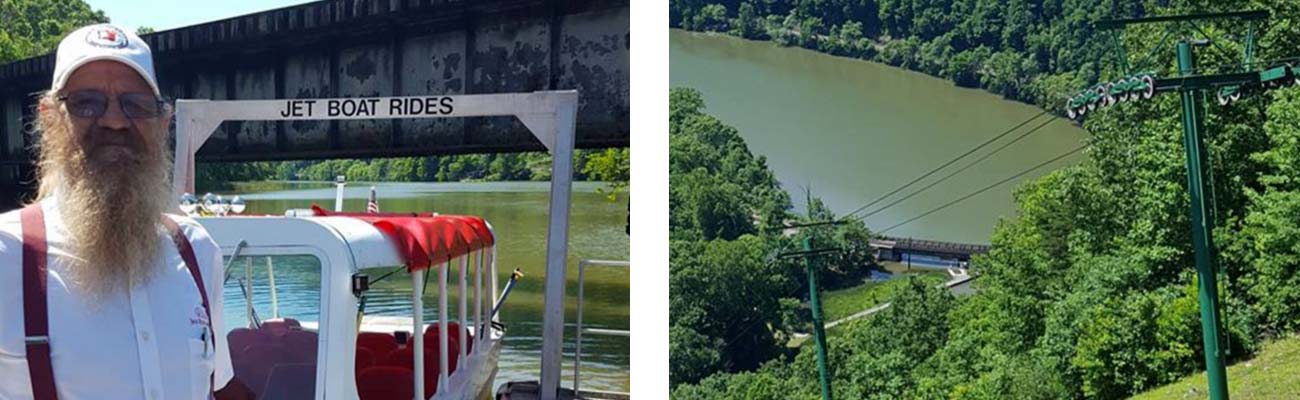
[0,24,248,399]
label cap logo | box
[85,26,128,49]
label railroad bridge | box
[869,235,991,264]
[0,0,629,206]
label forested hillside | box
[670,87,877,385]
[670,1,1300,398]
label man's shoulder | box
[0,208,23,269]
[164,213,217,246]
[0,207,25,247]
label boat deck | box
[497,381,631,400]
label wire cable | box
[853,116,1059,221]
[879,144,1089,234]
[841,109,1051,220]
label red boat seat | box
[227,327,259,355]
[357,332,400,357]
[261,363,317,400]
[356,366,415,400]
[423,322,472,355]
[380,347,443,398]
[237,343,293,395]
[259,319,302,337]
[356,347,376,373]
[283,330,318,363]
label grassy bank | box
[819,267,946,323]
[1130,334,1300,399]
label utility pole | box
[1074,11,1286,400]
[804,236,833,400]
[1176,40,1229,400]
[777,188,836,400]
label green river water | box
[670,29,1090,244]
[210,180,630,393]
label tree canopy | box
[0,0,107,64]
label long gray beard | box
[55,145,172,300]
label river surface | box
[670,30,1089,244]
[206,180,630,393]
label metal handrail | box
[573,259,629,394]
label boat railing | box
[386,221,499,398]
[572,259,630,395]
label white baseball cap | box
[51,23,160,97]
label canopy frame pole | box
[244,257,253,327]
[474,248,484,341]
[267,256,278,319]
[439,260,450,388]
[413,268,426,399]
[459,255,470,362]
[488,224,499,327]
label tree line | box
[671,0,1300,398]
[673,0,1199,108]
[195,148,630,189]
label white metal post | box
[474,249,484,340]
[439,260,450,386]
[458,256,469,361]
[412,268,426,399]
[334,176,345,212]
[574,260,586,393]
[244,257,253,326]
[267,257,278,319]
[539,97,578,400]
[488,224,499,326]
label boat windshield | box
[221,253,323,399]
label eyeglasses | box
[57,90,167,119]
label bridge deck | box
[869,235,991,258]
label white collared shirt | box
[0,198,233,400]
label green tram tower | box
[1073,10,1297,400]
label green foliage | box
[1226,88,1300,336]
[730,2,765,39]
[0,0,107,64]
[686,3,730,32]
[583,148,630,201]
[672,278,956,398]
[1070,286,1201,398]
[670,236,797,384]
[670,88,791,239]
[670,87,879,387]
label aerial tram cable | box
[852,117,1059,221]
[879,144,1088,234]
[842,109,1052,220]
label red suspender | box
[20,207,215,399]
[160,216,217,397]
[21,205,57,400]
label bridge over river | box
[0,0,628,207]
[870,235,991,266]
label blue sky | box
[84,0,318,33]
